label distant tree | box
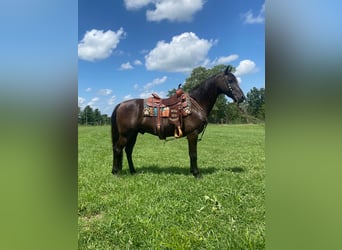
[101,114,110,125]
[94,108,102,125]
[246,87,265,120]
[208,95,227,123]
[167,88,177,97]
[81,105,95,125]
[78,106,82,124]
[182,66,208,91]
[226,102,240,123]
[225,102,252,124]
[182,64,229,92]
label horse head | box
[221,66,246,104]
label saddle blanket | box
[143,94,191,118]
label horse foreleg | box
[112,136,127,176]
[187,132,202,178]
[125,132,138,174]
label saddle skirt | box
[143,91,192,139]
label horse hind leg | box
[125,132,138,174]
[112,135,127,176]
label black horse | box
[111,66,245,178]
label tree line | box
[78,64,264,125]
[78,106,111,125]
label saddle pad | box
[143,94,191,118]
[143,106,170,117]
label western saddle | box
[143,87,191,139]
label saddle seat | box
[146,88,184,106]
[143,88,191,139]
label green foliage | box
[246,87,265,120]
[78,124,265,249]
[78,105,110,125]
[183,65,228,92]
[226,103,246,124]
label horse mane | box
[188,72,223,100]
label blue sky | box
[78,0,265,115]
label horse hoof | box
[194,173,203,179]
[130,169,137,175]
[112,169,120,176]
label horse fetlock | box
[129,168,137,174]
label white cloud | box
[147,0,204,22]
[133,84,139,90]
[124,0,205,22]
[124,0,153,10]
[120,62,134,70]
[138,76,168,99]
[108,95,116,105]
[216,54,239,65]
[140,91,166,99]
[98,89,113,96]
[134,59,143,65]
[78,97,86,107]
[206,54,239,67]
[140,49,149,54]
[143,76,168,90]
[145,32,214,72]
[85,87,92,92]
[236,77,242,84]
[78,28,126,61]
[242,3,265,24]
[124,94,132,100]
[235,59,258,76]
[87,97,100,108]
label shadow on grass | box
[137,164,216,176]
[135,165,245,176]
[224,166,245,173]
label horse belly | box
[140,117,174,138]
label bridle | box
[223,74,234,92]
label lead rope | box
[197,122,208,142]
[190,97,208,142]
[235,103,261,123]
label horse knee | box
[115,147,123,155]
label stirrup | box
[174,126,183,138]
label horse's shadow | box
[136,165,245,176]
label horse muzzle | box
[234,94,245,104]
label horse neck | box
[190,77,221,116]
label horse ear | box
[224,65,233,74]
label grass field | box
[78,124,265,249]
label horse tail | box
[111,103,120,146]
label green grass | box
[78,124,265,249]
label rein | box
[235,103,261,123]
[197,123,207,142]
[190,97,208,142]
